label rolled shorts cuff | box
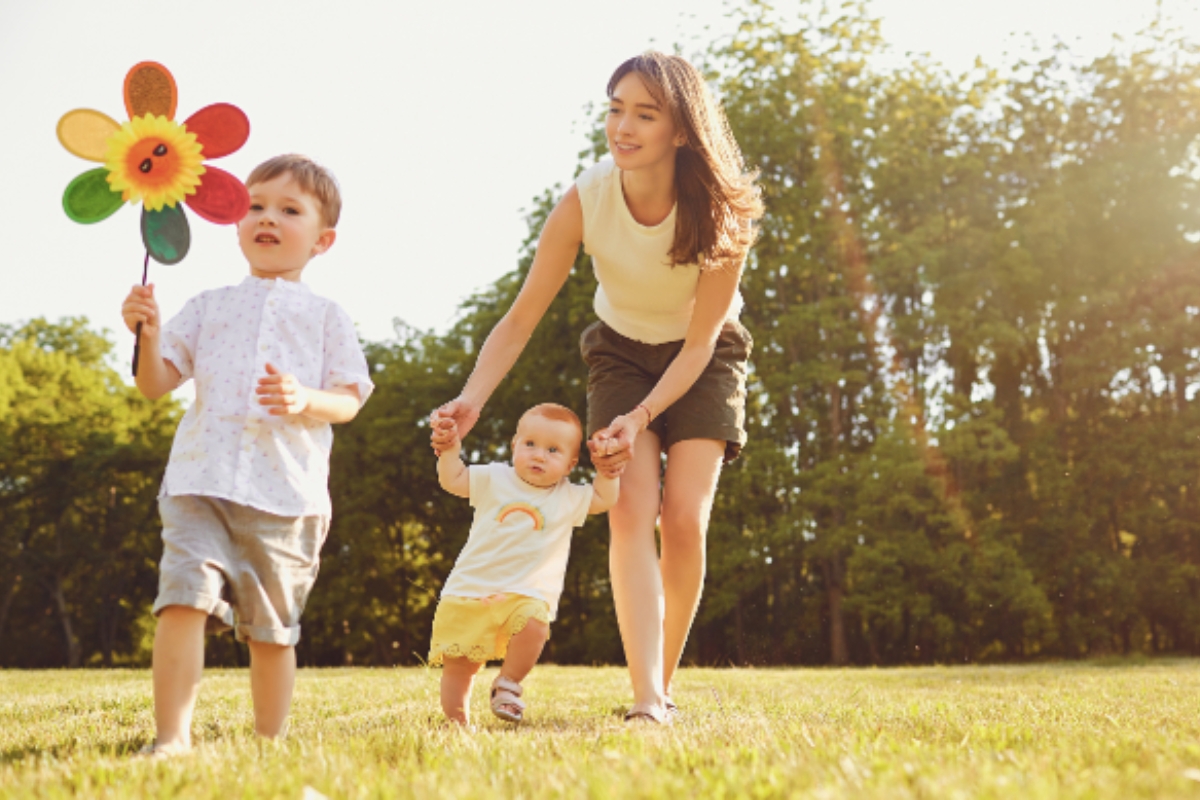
[153,590,236,631]
[236,622,300,646]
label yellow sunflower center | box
[105,114,205,212]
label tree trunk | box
[51,576,81,667]
[734,594,746,666]
[0,574,20,655]
[823,558,849,665]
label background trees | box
[3,2,1199,667]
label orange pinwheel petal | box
[124,62,177,120]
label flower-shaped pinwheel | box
[56,61,251,264]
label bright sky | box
[3,0,1198,353]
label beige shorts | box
[153,495,329,646]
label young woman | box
[431,51,762,723]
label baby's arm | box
[588,472,620,515]
[120,284,181,399]
[435,419,470,498]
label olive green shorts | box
[580,318,753,463]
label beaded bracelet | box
[634,403,653,427]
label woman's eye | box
[608,107,619,115]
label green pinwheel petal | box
[63,168,124,224]
[141,205,190,265]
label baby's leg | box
[441,657,484,725]
[248,641,295,738]
[152,605,208,751]
[500,620,549,684]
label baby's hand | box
[121,284,161,338]
[256,363,310,416]
[430,413,460,455]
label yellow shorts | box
[428,593,551,667]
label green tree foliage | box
[6,2,1200,667]
[0,319,177,667]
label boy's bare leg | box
[499,619,548,683]
[248,641,295,738]
[152,605,208,751]
[441,656,484,725]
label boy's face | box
[511,414,580,488]
[238,174,335,281]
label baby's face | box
[511,414,579,488]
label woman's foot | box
[623,703,669,724]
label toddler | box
[430,403,618,725]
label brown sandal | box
[623,703,668,724]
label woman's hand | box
[588,409,647,477]
[431,397,480,454]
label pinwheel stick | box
[132,251,150,377]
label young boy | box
[120,154,373,755]
[429,403,619,726]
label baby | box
[430,403,619,725]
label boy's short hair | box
[246,154,342,229]
[518,403,584,453]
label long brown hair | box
[607,52,763,271]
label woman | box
[432,51,762,722]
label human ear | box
[311,228,337,256]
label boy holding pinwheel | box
[120,154,373,756]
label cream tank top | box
[575,159,743,345]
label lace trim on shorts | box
[429,642,490,667]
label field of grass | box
[3,661,1200,798]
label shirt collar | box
[239,275,313,294]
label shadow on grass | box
[1,737,145,766]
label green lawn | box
[3,661,1200,798]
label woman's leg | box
[248,640,295,738]
[659,439,725,697]
[441,657,484,725]
[608,429,667,710]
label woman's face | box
[606,72,682,172]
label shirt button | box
[260,344,268,352]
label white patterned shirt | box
[158,276,374,517]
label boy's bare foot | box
[137,740,191,758]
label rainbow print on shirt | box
[496,502,545,531]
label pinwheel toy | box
[56,61,251,375]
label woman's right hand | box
[430,397,481,454]
[588,412,643,477]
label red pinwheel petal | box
[124,62,178,120]
[184,103,250,159]
[186,166,250,224]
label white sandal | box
[490,675,526,723]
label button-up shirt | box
[158,276,374,517]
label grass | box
[3,661,1200,798]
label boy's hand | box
[121,284,161,338]
[430,414,460,456]
[257,363,311,416]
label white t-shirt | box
[158,276,374,517]
[575,159,743,344]
[441,463,594,619]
